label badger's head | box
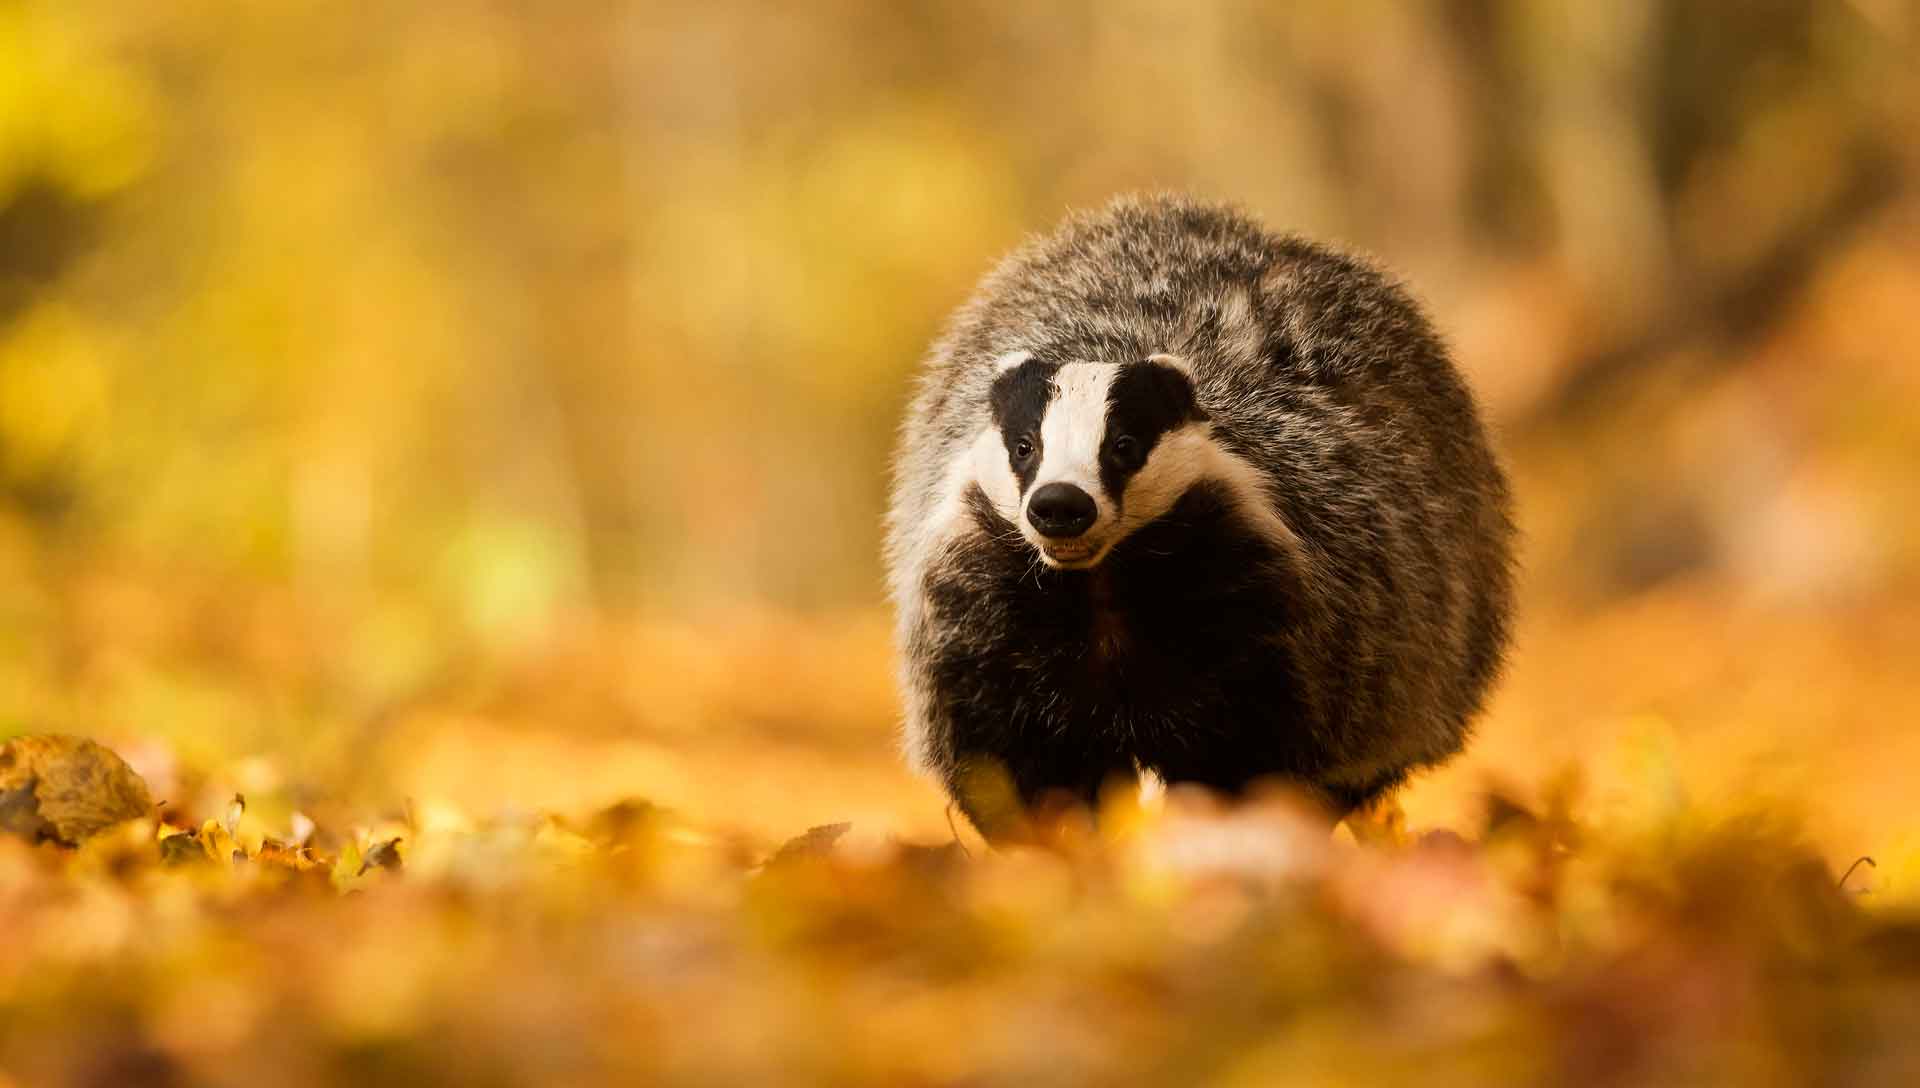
[973,351,1212,570]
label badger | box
[886,194,1516,840]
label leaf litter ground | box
[4,730,1920,1087]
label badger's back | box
[888,194,1515,823]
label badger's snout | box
[1026,482,1098,539]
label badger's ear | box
[987,351,1056,430]
[1145,352,1194,379]
[992,350,1034,374]
[1144,353,1206,421]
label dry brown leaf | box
[224,793,246,838]
[765,822,851,867]
[360,837,404,874]
[582,798,662,846]
[158,819,245,867]
[0,734,156,847]
[159,827,213,866]
[255,838,327,872]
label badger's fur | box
[886,194,1516,839]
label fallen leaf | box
[0,734,155,847]
[583,798,662,846]
[289,811,316,847]
[254,837,328,873]
[765,822,851,867]
[159,827,212,866]
[360,837,404,874]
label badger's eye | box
[1013,437,1035,461]
[1110,435,1140,463]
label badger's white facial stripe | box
[1033,362,1117,517]
[1118,427,1304,564]
[969,427,1022,520]
[1116,427,1208,529]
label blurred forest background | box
[2,1,1918,853]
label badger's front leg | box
[902,643,1119,842]
[941,746,1129,843]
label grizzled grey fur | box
[886,193,1516,839]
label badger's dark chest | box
[924,483,1306,780]
[1083,568,1131,669]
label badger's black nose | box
[1026,482,1098,538]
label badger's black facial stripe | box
[988,357,1058,492]
[1101,358,1204,500]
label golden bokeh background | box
[3,2,1918,856]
